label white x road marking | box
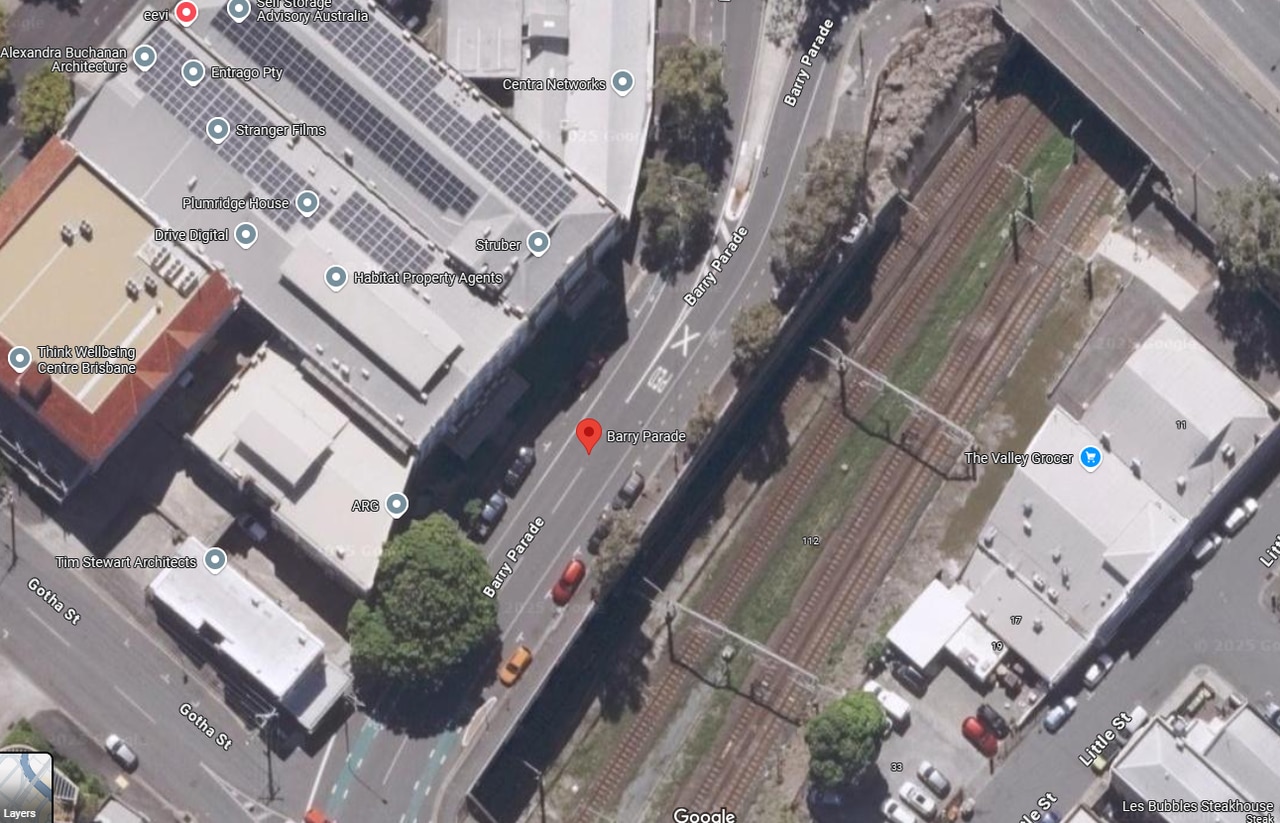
[669,324,702,358]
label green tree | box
[1212,175,1280,296]
[19,65,73,149]
[772,132,866,287]
[656,43,730,173]
[805,691,885,789]
[731,301,782,378]
[348,514,499,690]
[594,510,640,596]
[638,158,715,275]
[0,11,11,88]
[684,393,718,454]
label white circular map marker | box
[8,346,32,374]
[385,493,408,520]
[207,117,231,145]
[133,44,157,72]
[226,0,253,23]
[325,265,349,293]
[295,190,320,218]
[526,230,550,258]
[203,547,228,576]
[182,59,206,87]
[611,69,635,98]
[233,222,258,249]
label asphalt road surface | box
[973,476,1280,820]
[312,9,870,823]
[1001,0,1280,213]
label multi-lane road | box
[1001,0,1280,215]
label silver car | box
[917,760,951,798]
[898,780,938,819]
[104,734,138,771]
[882,798,920,823]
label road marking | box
[113,685,157,724]
[383,737,409,785]
[308,734,336,810]
[670,325,702,357]
[646,365,673,393]
[1121,0,1204,91]
[1066,0,1184,112]
[24,607,71,648]
[625,304,694,403]
[1260,143,1279,165]
[549,467,584,516]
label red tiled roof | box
[0,141,239,466]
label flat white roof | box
[190,346,413,592]
[149,538,325,700]
[1204,709,1280,802]
[1113,720,1247,820]
[944,612,1005,682]
[887,580,971,669]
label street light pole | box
[1192,147,1216,222]
[1070,120,1082,165]
[518,759,547,823]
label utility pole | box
[1010,211,1021,262]
[518,759,547,823]
[1014,209,1095,298]
[1191,146,1216,222]
[1069,120,1083,165]
[999,161,1035,218]
[836,356,849,415]
[6,483,15,571]
[254,709,278,803]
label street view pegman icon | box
[233,222,258,249]
[611,69,635,98]
[207,117,231,145]
[526,230,550,259]
[8,346,32,374]
[182,59,206,87]
[202,547,228,576]
[226,0,253,23]
[133,44,157,72]
[1080,445,1102,474]
[385,493,408,520]
[325,265,348,293]
[295,190,320,218]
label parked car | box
[1258,701,1280,731]
[961,716,998,757]
[473,492,508,540]
[892,661,929,696]
[502,446,536,494]
[1223,497,1258,535]
[104,734,138,771]
[807,786,844,808]
[863,680,912,728]
[587,510,612,553]
[236,513,268,542]
[1117,705,1150,741]
[575,351,607,391]
[1083,653,1115,689]
[898,780,938,819]
[1043,695,1079,732]
[881,798,920,823]
[551,558,587,605]
[1192,532,1223,564]
[976,703,1011,739]
[611,470,645,509]
[1044,813,1062,823]
[499,645,533,686]
[304,810,334,823]
[916,761,950,798]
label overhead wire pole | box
[252,709,279,803]
[810,340,975,458]
[999,160,1035,218]
[1013,208,1096,292]
[642,579,841,700]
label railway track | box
[681,144,1116,816]
[565,91,1058,823]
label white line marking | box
[307,734,336,810]
[383,737,409,785]
[0,246,67,326]
[1236,162,1251,179]
[1122,0,1204,90]
[113,685,158,724]
[625,304,694,404]
[1259,143,1279,165]
[1067,0,1184,112]
[549,467,584,516]
[24,608,71,648]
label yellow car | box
[499,645,533,686]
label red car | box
[551,558,587,605]
[962,716,999,757]
[305,810,334,823]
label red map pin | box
[576,418,602,455]
[175,0,199,26]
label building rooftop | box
[0,140,235,481]
[887,579,971,670]
[964,408,1186,681]
[446,0,523,78]
[149,537,350,729]
[1203,707,1280,802]
[68,8,618,449]
[1081,316,1272,517]
[189,344,413,593]
[93,798,149,823]
[1112,719,1247,820]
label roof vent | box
[1176,475,1187,494]
[1221,444,1236,465]
[315,343,324,355]
[1032,618,1044,633]
[1130,457,1141,478]
[330,358,340,370]
[340,364,351,381]
[977,609,990,622]
[1023,500,1034,517]
[530,139,541,153]
[1022,519,1032,536]
[60,224,75,244]
[1051,548,1062,563]
[187,176,199,190]
[1100,432,1111,451]
[981,526,997,547]
[1061,566,1071,585]
[79,220,93,240]
[335,547,346,559]
[395,414,405,425]
[1032,573,1046,591]
[125,279,140,300]
[1046,586,1059,603]
[343,148,354,164]
[361,368,370,380]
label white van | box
[1118,705,1150,741]
[863,679,911,728]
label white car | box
[1192,533,1223,564]
[1083,653,1115,689]
[917,761,951,798]
[882,798,920,823]
[898,780,938,819]
[863,679,912,727]
[1043,695,1079,732]
[1223,497,1258,535]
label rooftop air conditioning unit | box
[79,220,93,240]
[1032,618,1044,633]
[1032,573,1046,591]
[60,224,75,244]
[1023,520,1032,536]
[1130,457,1141,477]
[1046,587,1060,603]
[1221,444,1236,463]
[1023,500,1034,517]
[1176,476,1187,494]
[1051,548,1062,563]
[1100,432,1112,450]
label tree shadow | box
[740,407,792,484]
[1207,286,1280,381]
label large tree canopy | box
[638,158,715,275]
[656,43,730,174]
[19,64,73,149]
[731,301,783,378]
[348,514,499,690]
[804,691,885,789]
[772,133,866,287]
[1213,175,1280,296]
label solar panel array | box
[212,14,481,218]
[136,29,330,232]
[226,6,579,226]
[331,192,434,275]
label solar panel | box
[331,192,435,275]
[212,14,481,217]
[240,2,579,226]
[136,29,331,232]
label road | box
[973,475,1280,819]
[0,523,302,822]
[310,4,877,823]
[1000,0,1280,216]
